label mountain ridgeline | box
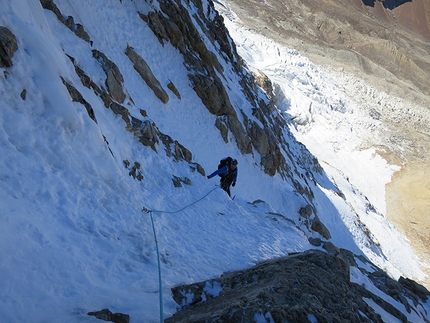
[1,0,429,322]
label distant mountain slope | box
[393,0,430,38]
[351,0,430,39]
[221,0,430,104]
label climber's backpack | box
[217,157,232,177]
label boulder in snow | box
[0,26,18,68]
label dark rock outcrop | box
[124,160,144,181]
[172,175,192,187]
[20,89,26,100]
[65,53,205,178]
[39,0,91,43]
[87,308,130,323]
[66,54,131,126]
[167,80,181,99]
[311,215,332,240]
[159,133,193,163]
[125,45,169,104]
[60,77,97,123]
[92,50,127,104]
[166,249,429,323]
[0,26,18,67]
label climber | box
[207,157,238,197]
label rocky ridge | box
[166,247,430,323]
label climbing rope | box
[147,186,219,214]
[148,210,164,323]
[142,186,219,323]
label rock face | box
[40,0,91,42]
[353,0,430,40]
[143,0,306,177]
[93,50,127,104]
[61,77,97,123]
[125,45,169,104]
[0,26,18,67]
[87,308,130,323]
[166,249,430,323]
[393,0,430,39]
[142,2,239,116]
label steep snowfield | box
[0,0,427,322]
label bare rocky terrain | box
[166,248,430,322]
[219,0,430,288]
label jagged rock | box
[66,41,204,179]
[125,161,143,181]
[299,204,313,218]
[311,215,331,239]
[255,131,287,176]
[145,0,254,156]
[159,133,192,162]
[293,179,315,201]
[87,308,130,323]
[167,81,181,99]
[215,117,229,143]
[0,26,18,67]
[247,121,269,156]
[188,73,235,116]
[39,0,91,42]
[133,119,160,151]
[67,54,131,126]
[166,249,423,323]
[60,77,97,123]
[308,237,322,246]
[172,175,192,187]
[189,162,205,176]
[224,115,253,154]
[398,276,430,301]
[139,109,148,118]
[64,15,74,30]
[251,69,275,99]
[74,23,90,42]
[143,11,186,51]
[92,50,126,103]
[242,108,287,176]
[260,153,280,176]
[126,115,198,164]
[125,45,169,104]
[110,102,131,125]
[322,241,339,254]
[155,1,225,74]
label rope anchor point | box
[142,206,152,213]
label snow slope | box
[0,0,427,322]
